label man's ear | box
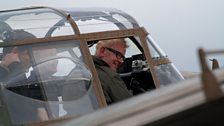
[99,47,105,57]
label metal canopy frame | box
[0,6,182,125]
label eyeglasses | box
[104,47,125,60]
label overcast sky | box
[1,0,224,72]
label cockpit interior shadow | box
[117,54,156,95]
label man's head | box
[2,30,36,71]
[2,30,36,56]
[95,38,128,71]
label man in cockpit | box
[0,30,35,82]
[0,29,50,121]
[93,38,133,104]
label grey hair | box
[95,38,128,55]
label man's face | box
[101,42,126,71]
[18,50,31,71]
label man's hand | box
[1,53,20,67]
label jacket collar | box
[92,56,110,67]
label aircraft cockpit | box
[0,6,184,125]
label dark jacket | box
[92,56,132,104]
[0,62,44,122]
[0,61,24,82]
[0,61,43,100]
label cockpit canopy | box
[0,7,139,39]
[0,6,184,125]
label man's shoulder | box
[96,65,117,77]
[92,56,109,67]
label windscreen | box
[0,40,99,125]
[68,8,139,33]
[0,8,74,39]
